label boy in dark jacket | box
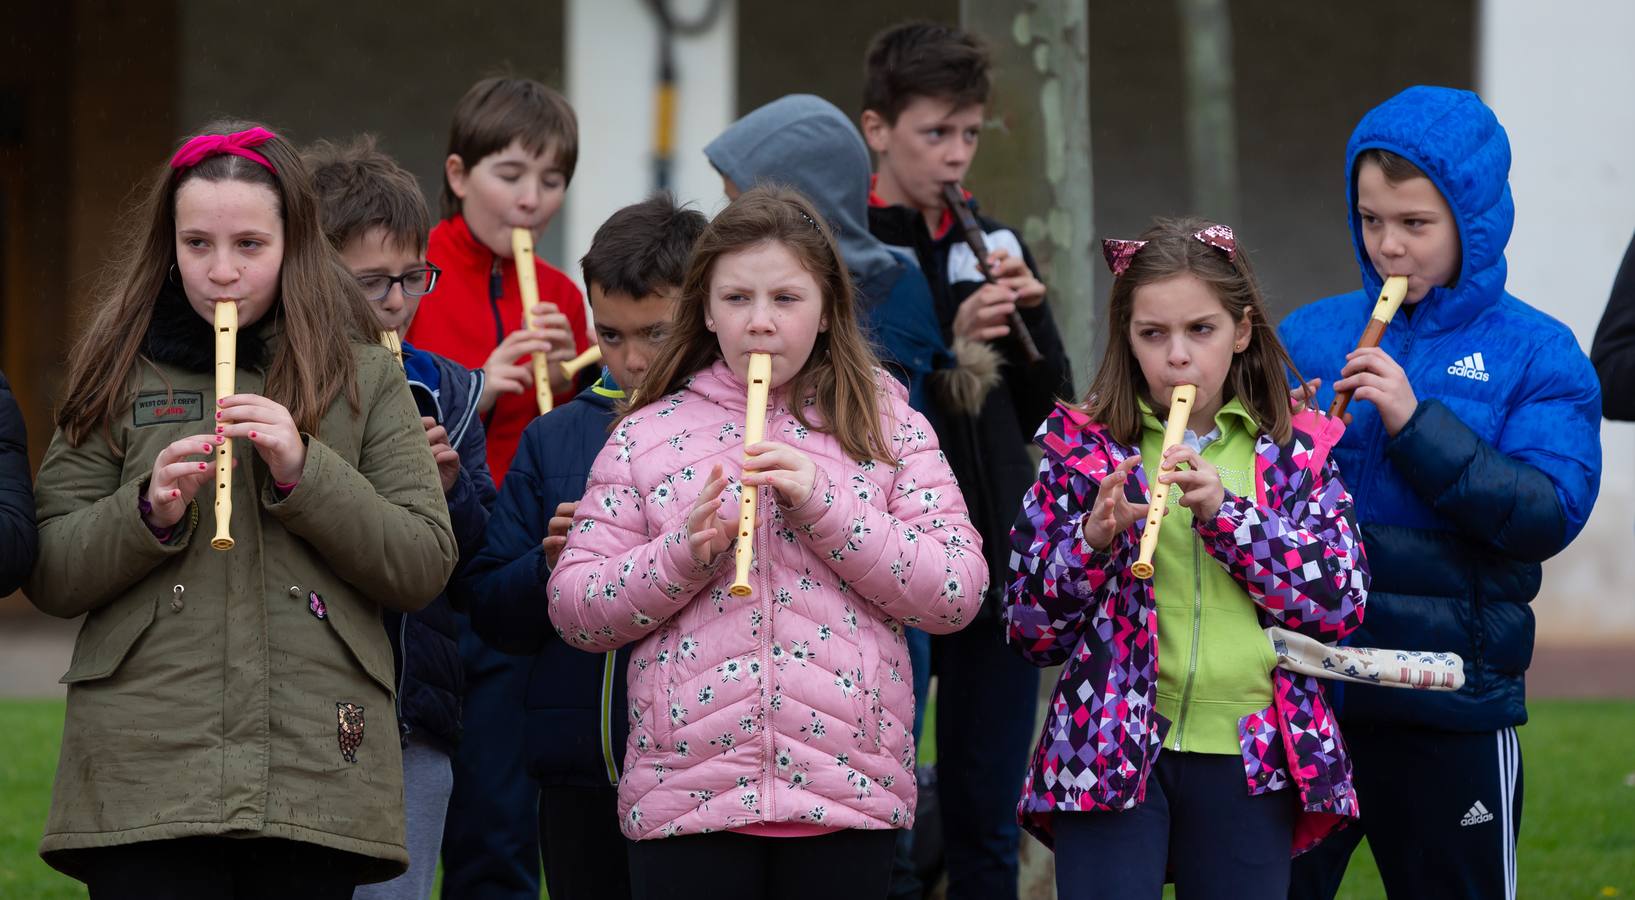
[1280,86,1602,900]
[306,136,496,900]
[861,22,1073,900]
[460,193,706,900]
[0,368,36,595]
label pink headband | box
[1101,224,1238,277]
[169,127,279,174]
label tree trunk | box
[962,0,1095,397]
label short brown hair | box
[581,193,707,300]
[1356,148,1428,185]
[305,135,431,255]
[863,22,990,123]
[628,186,894,464]
[440,77,578,220]
[1081,217,1306,446]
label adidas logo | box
[1448,352,1492,381]
[1460,800,1495,826]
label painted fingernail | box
[250,431,257,439]
[216,436,225,443]
[199,462,206,470]
[171,490,179,498]
[215,426,223,434]
[203,444,212,451]
[215,411,222,420]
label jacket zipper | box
[758,480,776,823]
[600,651,619,784]
[482,258,505,433]
[1172,537,1205,751]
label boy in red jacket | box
[407,76,592,485]
[410,76,592,900]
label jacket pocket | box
[319,587,398,698]
[60,595,158,684]
[1237,704,1291,796]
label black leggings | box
[74,836,364,900]
[1052,751,1298,900]
[627,828,899,900]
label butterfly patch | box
[308,591,327,620]
[336,702,364,763]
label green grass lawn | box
[4,699,1631,898]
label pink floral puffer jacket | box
[548,360,985,840]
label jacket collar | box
[434,214,497,271]
[141,281,275,374]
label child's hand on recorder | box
[478,328,554,413]
[528,301,578,394]
[1080,454,1154,552]
[741,441,818,509]
[1334,346,1418,435]
[217,394,306,485]
[543,501,576,569]
[143,434,229,529]
[987,249,1046,308]
[687,464,734,567]
[423,417,461,493]
[1159,444,1226,520]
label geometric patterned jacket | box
[1004,402,1368,854]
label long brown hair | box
[628,186,894,463]
[1081,217,1306,445]
[58,119,378,447]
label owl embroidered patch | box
[336,702,364,763]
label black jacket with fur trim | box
[870,197,1073,618]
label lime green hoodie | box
[1139,397,1277,754]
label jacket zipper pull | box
[171,584,185,613]
[489,259,503,301]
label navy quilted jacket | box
[0,369,35,595]
[457,377,630,787]
[385,343,495,752]
[1279,86,1602,732]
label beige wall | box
[176,0,571,266]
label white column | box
[565,0,736,312]
[1481,0,1635,643]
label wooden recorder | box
[1327,275,1408,420]
[511,227,553,415]
[211,301,237,551]
[729,353,773,597]
[1130,384,1196,580]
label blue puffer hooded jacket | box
[1279,86,1602,732]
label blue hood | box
[1345,86,1514,335]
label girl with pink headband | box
[26,120,458,897]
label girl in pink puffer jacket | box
[548,187,984,898]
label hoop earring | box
[168,264,180,284]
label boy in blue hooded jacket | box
[1280,86,1601,900]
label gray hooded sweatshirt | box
[704,93,948,406]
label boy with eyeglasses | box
[306,135,496,900]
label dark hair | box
[59,119,377,446]
[580,193,708,300]
[304,135,431,255]
[1356,148,1428,185]
[440,76,578,219]
[862,21,991,123]
[1080,217,1306,446]
[628,186,893,464]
